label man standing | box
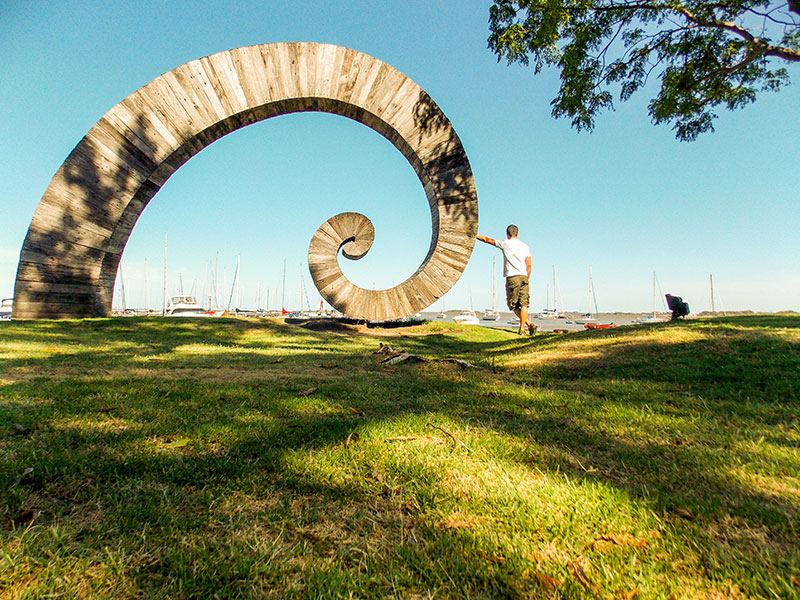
[476,225,535,335]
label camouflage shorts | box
[505,275,529,310]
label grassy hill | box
[1,315,798,598]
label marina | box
[417,311,661,332]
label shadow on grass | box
[0,317,367,375]
[0,315,798,597]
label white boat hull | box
[453,310,480,325]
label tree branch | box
[743,6,798,27]
[672,4,800,60]
[581,1,800,61]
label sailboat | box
[437,297,447,319]
[575,267,601,325]
[578,267,616,329]
[454,292,480,325]
[553,265,566,318]
[482,257,500,321]
[637,272,668,323]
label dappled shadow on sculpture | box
[13,42,478,320]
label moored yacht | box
[482,257,501,321]
[453,310,480,325]
[166,295,213,317]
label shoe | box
[527,322,537,336]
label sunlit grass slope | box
[1,315,798,599]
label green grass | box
[1,315,798,599]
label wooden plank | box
[12,296,100,315]
[295,42,315,98]
[229,45,272,108]
[15,262,99,286]
[29,198,117,248]
[121,89,182,150]
[23,221,113,257]
[170,63,225,127]
[364,68,409,122]
[211,51,250,112]
[140,77,198,145]
[379,78,419,126]
[100,111,161,166]
[348,57,384,109]
[107,97,179,162]
[181,58,228,121]
[14,280,99,296]
[38,139,141,219]
[13,288,98,305]
[359,63,399,116]
[313,43,339,99]
[18,245,104,277]
[335,48,364,104]
[414,268,449,299]
[284,43,304,100]
[264,44,291,102]
[159,70,218,134]
[32,179,119,234]
[85,119,157,181]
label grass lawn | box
[1,315,798,599]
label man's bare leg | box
[521,306,531,335]
[514,307,535,335]
[513,307,525,335]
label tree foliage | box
[488,0,800,139]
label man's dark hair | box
[506,225,519,237]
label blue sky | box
[1,0,798,314]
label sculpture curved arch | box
[13,42,478,320]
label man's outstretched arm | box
[476,234,497,246]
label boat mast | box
[553,265,564,314]
[236,254,240,310]
[653,271,656,319]
[590,266,599,320]
[223,268,227,310]
[227,257,239,311]
[203,262,210,309]
[300,263,311,312]
[144,258,149,312]
[299,264,305,312]
[710,274,715,314]
[492,256,497,311]
[162,233,167,316]
[213,252,220,308]
[281,259,286,311]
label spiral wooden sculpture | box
[13,42,478,320]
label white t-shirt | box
[495,237,531,278]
